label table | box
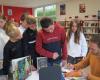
[26,71,39,80]
[26,71,87,80]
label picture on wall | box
[8,9,12,15]
[60,4,66,15]
[79,4,86,13]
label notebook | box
[39,66,62,80]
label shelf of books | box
[83,20,100,42]
[59,19,100,43]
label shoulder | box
[38,29,43,34]
[80,32,85,38]
[4,40,11,49]
[55,24,65,33]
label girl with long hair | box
[67,19,88,64]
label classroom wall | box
[56,0,100,21]
[0,5,32,22]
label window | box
[35,5,56,29]
[35,7,43,17]
[45,5,56,16]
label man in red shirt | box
[36,17,67,66]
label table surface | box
[26,71,87,80]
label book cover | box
[11,56,32,80]
[37,57,47,70]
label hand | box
[53,52,59,60]
[82,57,86,60]
[62,60,67,67]
[66,63,74,70]
[65,70,82,77]
[31,65,36,71]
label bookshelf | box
[59,19,100,42]
[83,20,100,42]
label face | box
[11,28,22,41]
[89,42,100,56]
[43,25,54,33]
[21,20,28,29]
[71,22,77,33]
[28,24,36,30]
[15,29,22,40]
[0,19,6,28]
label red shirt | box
[36,24,67,60]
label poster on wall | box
[8,9,12,15]
[79,4,86,13]
[60,4,66,15]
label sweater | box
[36,24,67,62]
[2,40,24,75]
[22,28,40,67]
[68,32,88,57]
[74,53,100,80]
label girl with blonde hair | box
[0,22,25,75]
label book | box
[11,56,32,80]
[37,57,47,70]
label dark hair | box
[90,34,100,48]
[67,19,81,44]
[20,13,28,21]
[40,17,53,28]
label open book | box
[11,56,32,80]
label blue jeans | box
[47,61,65,80]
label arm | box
[74,53,91,70]
[22,32,30,56]
[3,44,10,75]
[81,33,88,57]
[88,72,100,80]
[61,28,67,60]
[36,32,53,58]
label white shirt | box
[18,25,26,35]
[68,32,88,57]
[0,29,9,59]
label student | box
[36,17,67,66]
[66,34,100,80]
[0,22,24,75]
[22,15,40,69]
[0,15,9,60]
[18,13,28,35]
[67,19,88,64]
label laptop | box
[39,66,62,80]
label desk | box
[26,71,87,80]
[26,71,39,80]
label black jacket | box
[23,28,39,68]
[2,39,24,75]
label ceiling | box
[0,0,67,8]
